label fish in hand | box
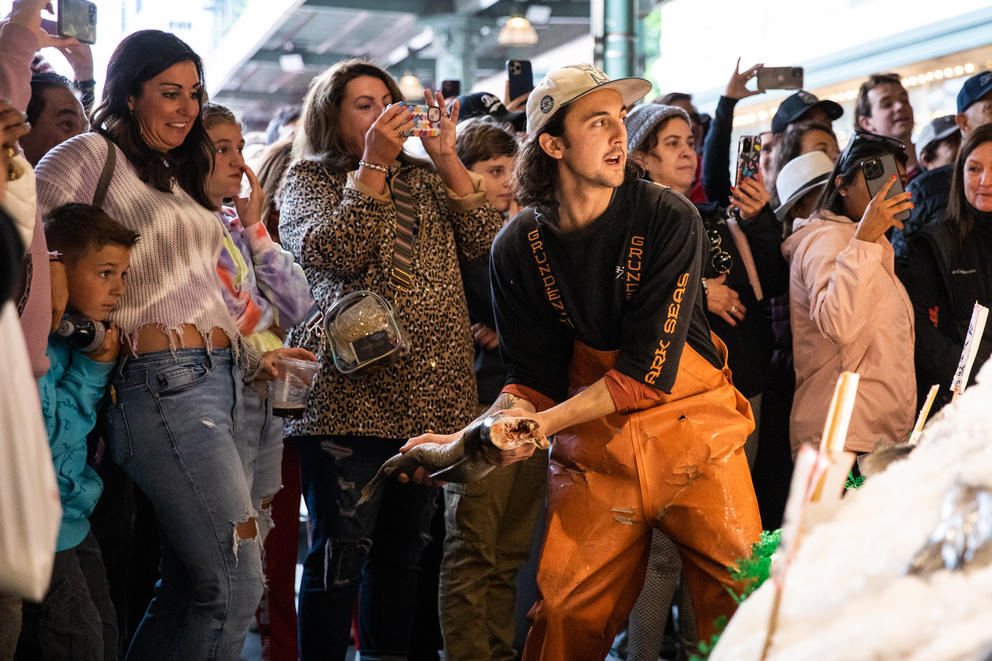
[358,414,549,505]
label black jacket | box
[702,96,738,206]
[900,216,992,411]
[891,164,952,267]
[696,201,788,397]
[1,208,24,304]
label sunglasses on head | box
[707,228,733,275]
[839,131,906,168]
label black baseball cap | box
[455,92,525,131]
[771,90,843,135]
[957,70,992,114]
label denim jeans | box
[295,435,436,661]
[104,348,264,661]
[238,381,286,542]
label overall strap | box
[92,134,117,210]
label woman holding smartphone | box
[782,132,916,457]
[278,59,501,660]
[902,124,992,413]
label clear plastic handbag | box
[322,290,408,373]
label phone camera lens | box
[864,160,883,179]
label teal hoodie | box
[38,334,112,551]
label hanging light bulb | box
[398,74,423,100]
[498,15,538,47]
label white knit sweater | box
[35,132,240,352]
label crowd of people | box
[2,0,992,659]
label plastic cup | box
[271,356,320,419]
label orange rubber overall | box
[522,335,762,661]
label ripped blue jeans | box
[104,348,264,661]
[295,435,436,661]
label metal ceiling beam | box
[302,0,432,12]
[476,0,591,19]
[250,48,356,67]
[214,89,308,101]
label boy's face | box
[470,154,516,212]
[66,244,131,321]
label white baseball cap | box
[526,64,652,138]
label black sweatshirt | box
[490,178,720,403]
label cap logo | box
[572,63,609,85]
[481,94,500,110]
[798,91,816,104]
[540,95,554,114]
[981,72,992,86]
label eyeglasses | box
[707,228,733,275]
[838,131,906,168]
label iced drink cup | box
[272,356,319,418]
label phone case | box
[735,135,762,188]
[400,104,442,138]
[507,60,534,102]
[862,153,910,222]
[441,80,460,99]
[57,0,97,44]
[757,66,804,91]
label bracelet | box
[358,160,389,174]
[73,79,96,89]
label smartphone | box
[735,134,762,188]
[757,66,803,91]
[862,153,910,222]
[57,0,97,44]
[440,80,461,99]
[399,104,441,138]
[506,59,534,103]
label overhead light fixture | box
[498,15,538,47]
[279,53,305,73]
[398,74,423,100]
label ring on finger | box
[730,305,738,313]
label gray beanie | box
[625,104,691,154]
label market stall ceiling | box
[214,0,592,128]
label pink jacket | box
[782,211,916,455]
[0,21,51,378]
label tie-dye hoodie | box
[216,208,311,351]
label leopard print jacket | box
[278,158,502,440]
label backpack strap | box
[92,134,117,209]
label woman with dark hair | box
[902,124,992,412]
[34,30,313,661]
[782,132,916,457]
[278,59,502,659]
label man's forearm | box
[538,378,616,436]
[474,391,536,425]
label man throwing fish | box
[405,64,761,660]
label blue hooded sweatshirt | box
[38,333,112,551]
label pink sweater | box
[0,21,51,378]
